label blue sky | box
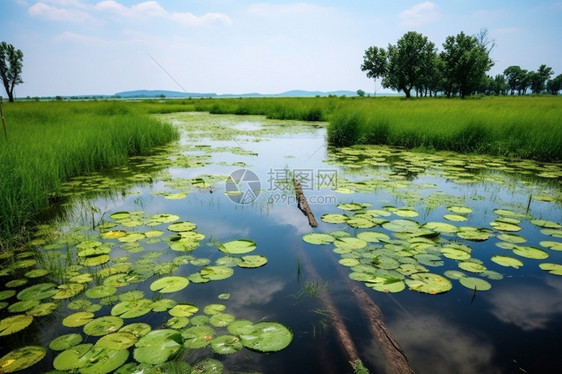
[2,0,561,97]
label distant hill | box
[114,89,360,98]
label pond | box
[0,112,561,374]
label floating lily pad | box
[302,233,335,245]
[27,302,57,317]
[0,289,16,301]
[8,299,39,313]
[490,221,522,232]
[17,283,56,300]
[458,261,487,273]
[169,304,199,318]
[168,221,197,232]
[84,316,124,336]
[120,323,151,338]
[356,231,390,242]
[227,319,255,335]
[347,217,376,228]
[447,206,472,214]
[457,227,493,241]
[238,255,268,268]
[382,219,419,233]
[152,299,177,312]
[96,332,138,350]
[111,299,154,319]
[81,254,111,266]
[497,233,526,244]
[63,312,95,327]
[491,255,523,269]
[0,314,33,336]
[101,230,127,239]
[218,293,230,300]
[182,325,215,349]
[150,276,189,293]
[239,322,293,352]
[405,273,452,294]
[459,277,492,291]
[530,219,561,229]
[441,247,471,260]
[49,333,83,351]
[333,237,367,250]
[52,283,85,299]
[512,246,549,260]
[444,214,468,222]
[5,279,28,288]
[201,266,234,280]
[85,285,117,299]
[538,263,562,276]
[444,270,466,279]
[0,346,46,373]
[367,277,406,293]
[210,313,235,327]
[321,214,348,224]
[191,358,224,374]
[24,269,49,278]
[134,329,183,365]
[540,241,562,251]
[337,203,366,211]
[210,335,243,354]
[218,239,256,254]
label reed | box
[0,101,178,246]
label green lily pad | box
[111,299,154,319]
[227,319,255,335]
[150,276,189,293]
[302,233,335,245]
[166,316,190,329]
[101,230,127,239]
[444,214,468,222]
[5,279,28,288]
[423,222,458,234]
[169,304,199,317]
[80,347,129,374]
[321,214,348,224]
[218,293,230,300]
[459,277,492,291]
[96,332,138,350]
[512,246,549,259]
[63,312,95,327]
[457,227,493,241]
[210,313,236,327]
[367,277,406,293]
[49,333,83,351]
[497,233,526,244]
[27,302,57,316]
[382,219,419,233]
[0,290,15,302]
[491,255,524,269]
[441,247,471,260]
[238,255,268,268]
[134,329,183,365]
[52,283,85,299]
[210,335,243,354]
[239,322,293,352]
[337,202,366,211]
[204,304,226,315]
[356,231,390,242]
[119,323,151,338]
[538,263,562,275]
[405,273,452,294]
[84,316,124,336]
[490,221,522,232]
[182,325,216,349]
[0,314,33,336]
[447,206,472,214]
[81,254,111,266]
[530,219,561,229]
[540,241,562,251]
[444,270,466,279]
[24,269,49,278]
[347,217,376,228]
[458,261,487,273]
[168,221,197,232]
[8,299,39,313]
[333,237,368,250]
[191,358,224,374]
[53,343,93,371]
[0,346,46,373]
[218,239,256,254]
[85,285,117,299]
[201,266,234,280]
[17,283,56,300]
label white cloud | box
[95,0,232,27]
[247,2,332,17]
[28,2,96,23]
[399,1,440,27]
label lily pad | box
[27,302,57,317]
[405,273,452,294]
[218,239,256,254]
[111,299,154,319]
[168,221,197,232]
[491,255,523,269]
[321,214,348,224]
[63,312,95,327]
[169,304,199,317]
[512,246,549,260]
[120,323,151,338]
[210,313,235,327]
[382,219,419,233]
[191,358,224,374]
[238,255,268,268]
[457,227,493,241]
[85,285,117,299]
[356,231,390,243]
[134,329,183,365]
[210,335,243,354]
[49,333,83,351]
[302,233,335,245]
[17,283,56,301]
[490,221,522,232]
[0,314,33,336]
[150,276,189,293]
[8,299,39,313]
[0,346,46,373]
[337,202,366,211]
[52,283,85,299]
[539,241,562,251]
[84,316,124,336]
[459,277,492,291]
[447,206,472,214]
[444,214,468,222]
[96,332,138,350]
[538,263,562,276]
[182,325,216,349]
[458,261,487,273]
[239,322,293,352]
[201,266,234,280]
[333,237,368,250]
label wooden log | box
[293,178,318,227]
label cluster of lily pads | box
[0,206,289,372]
[303,201,561,294]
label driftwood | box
[293,178,318,227]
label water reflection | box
[488,277,562,331]
[387,314,501,374]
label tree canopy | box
[0,41,24,102]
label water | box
[0,112,560,374]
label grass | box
[327,96,562,162]
[0,101,178,246]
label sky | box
[2,0,562,97]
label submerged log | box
[293,178,318,227]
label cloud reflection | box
[488,277,562,331]
[384,314,501,374]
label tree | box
[546,74,562,95]
[0,42,24,102]
[529,64,553,94]
[503,66,525,95]
[383,31,437,98]
[361,46,387,94]
[492,74,509,96]
[356,89,365,97]
[440,32,494,98]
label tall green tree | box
[361,46,387,94]
[529,64,553,94]
[503,66,525,95]
[0,42,24,102]
[383,31,437,98]
[546,74,562,95]
[440,32,494,98]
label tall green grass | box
[327,96,562,161]
[0,101,178,245]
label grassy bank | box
[0,101,178,245]
[327,96,562,161]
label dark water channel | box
[0,112,561,374]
